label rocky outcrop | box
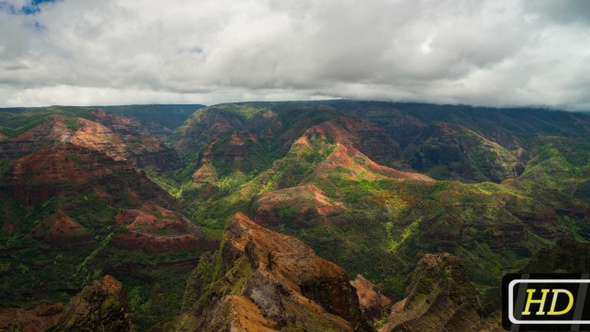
[176,213,373,332]
[283,117,431,183]
[380,253,481,332]
[46,275,133,332]
[1,143,117,206]
[351,275,392,324]
[89,110,183,172]
[292,117,404,169]
[204,131,250,163]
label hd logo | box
[503,273,590,331]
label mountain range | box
[0,100,589,331]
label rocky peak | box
[46,275,133,332]
[351,275,392,324]
[178,213,373,331]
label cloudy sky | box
[1,0,589,110]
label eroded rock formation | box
[175,213,374,332]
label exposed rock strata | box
[0,143,181,208]
[0,115,181,173]
[176,213,374,332]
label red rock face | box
[89,110,182,171]
[0,303,64,332]
[199,130,253,165]
[192,164,217,187]
[290,118,431,182]
[0,143,133,207]
[293,116,403,167]
[311,142,433,182]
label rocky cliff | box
[175,213,373,332]
[351,275,392,325]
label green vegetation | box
[1,100,590,329]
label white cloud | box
[1,0,589,110]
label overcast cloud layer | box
[1,0,589,110]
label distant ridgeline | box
[0,101,589,331]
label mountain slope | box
[171,100,590,310]
[1,100,590,330]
